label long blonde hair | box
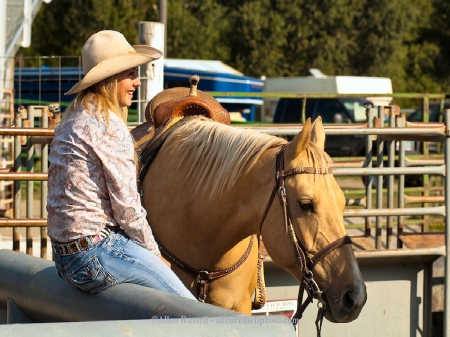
[63,74,128,125]
[62,74,138,171]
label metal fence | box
[0,92,449,335]
[0,100,447,251]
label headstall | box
[258,143,352,337]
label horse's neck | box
[191,145,278,259]
[214,146,279,238]
[144,141,279,263]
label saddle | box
[132,75,230,156]
[146,74,230,128]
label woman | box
[47,30,195,299]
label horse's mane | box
[166,116,332,197]
[166,116,286,197]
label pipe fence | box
[0,96,449,335]
[0,102,448,253]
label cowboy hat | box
[65,30,162,95]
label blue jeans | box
[53,230,196,300]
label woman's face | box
[117,68,141,108]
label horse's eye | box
[299,200,313,212]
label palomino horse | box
[140,115,367,324]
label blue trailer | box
[164,59,264,122]
[14,59,264,122]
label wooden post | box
[137,22,165,124]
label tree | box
[18,0,158,65]
[218,0,286,78]
[17,0,450,99]
[273,0,363,77]
[350,0,434,93]
[166,0,228,60]
[421,0,450,93]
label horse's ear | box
[311,116,325,150]
[286,118,312,159]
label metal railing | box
[0,100,448,252]
[0,94,449,335]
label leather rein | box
[158,235,255,302]
[259,143,352,337]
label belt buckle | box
[61,244,71,255]
[79,238,89,249]
[68,242,81,254]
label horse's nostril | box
[342,290,355,312]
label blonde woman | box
[47,30,194,299]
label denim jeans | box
[53,230,196,300]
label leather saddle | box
[131,75,230,155]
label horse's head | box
[262,117,367,323]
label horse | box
[140,115,367,323]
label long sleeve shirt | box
[47,106,160,255]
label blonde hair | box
[63,74,128,126]
[63,73,138,172]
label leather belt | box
[52,226,118,256]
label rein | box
[158,235,255,302]
[259,143,352,337]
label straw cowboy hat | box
[65,30,162,95]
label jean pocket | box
[67,255,117,293]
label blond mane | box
[166,116,286,197]
[165,116,333,197]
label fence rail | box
[0,105,447,249]
[0,94,449,335]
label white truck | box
[263,71,394,158]
[263,72,393,124]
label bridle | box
[259,143,352,337]
[157,234,255,302]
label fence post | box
[12,109,22,251]
[40,107,48,259]
[375,105,384,249]
[137,22,165,124]
[443,109,450,337]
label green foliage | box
[167,0,228,60]
[18,0,450,103]
[221,0,286,77]
[422,0,450,93]
[18,0,158,61]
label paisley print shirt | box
[47,107,160,255]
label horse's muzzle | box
[324,283,367,323]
